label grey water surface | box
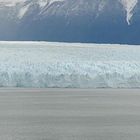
[0,89,140,140]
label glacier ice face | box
[0,41,139,88]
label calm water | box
[0,88,140,140]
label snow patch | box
[38,0,64,8]
[120,0,138,25]
[18,4,30,19]
[98,1,106,12]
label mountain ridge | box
[0,0,139,44]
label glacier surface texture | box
[0,41,140,88]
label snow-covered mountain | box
[0,0,139,44]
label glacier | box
[0,41,140,88]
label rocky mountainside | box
[0,0,139,44]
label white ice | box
[0,41,140,88]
